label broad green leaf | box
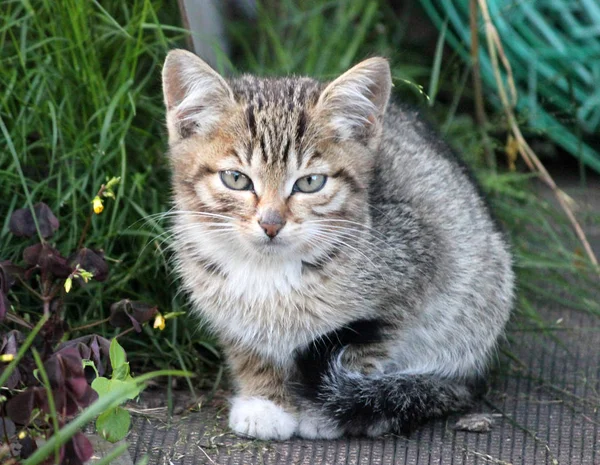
[91,377,111,396]
[112,362,130,381]
[96,407,131,443]
[109,338,127,371]
[93,378,141,401]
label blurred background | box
[1,0,599,385]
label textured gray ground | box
[122,173,600,465]
[124,301,599,465]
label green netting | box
[420,0,600,173]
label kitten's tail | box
[292,319,480,436]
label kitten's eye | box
[220,170,253,191]
[293,174,327,194]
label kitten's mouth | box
[263,238,284,247]
[257,236,288,252]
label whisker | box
[315,225,389,247]
[308,231,386,279]
[304,219,388,240]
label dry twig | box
[477,0,599,269]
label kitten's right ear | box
[315,57,392,142]
[162,49,235,140]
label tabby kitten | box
[162,49,514,440]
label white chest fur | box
[181,253,346,365]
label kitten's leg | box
[296,343,388,439]
[226,348,297,440]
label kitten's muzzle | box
[259,210,286,239]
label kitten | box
[162,49,514,440]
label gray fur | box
[162,50,515,439]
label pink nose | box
[260,222,284,238]
[259,210,285,238]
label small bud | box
[0,354,15,362]
[64,277,73,293]
[92,196,104,214]
[153,313,166,331]
[105,176,121,190]
[79,269,94,283]
[18,430,27,439]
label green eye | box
[293,174,327,194]
[220,170,253,191]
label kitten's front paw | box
[297,410,343,439]
[229,397,297,440]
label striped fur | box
[162,50,514,440]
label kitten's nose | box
[258,210,285,239]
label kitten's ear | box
[162,49,235,140]
[316,57,392,141]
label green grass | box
[1,0,598,385]
[0,0,211,376]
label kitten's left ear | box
[162,49,235,140]
[316,57,392,141]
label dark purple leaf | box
[0,260,23,292]
[41,349,98,416]
[38,385,65,415]
[0,330,23,355]
[0,330,24,388]
[9,202,59,238]
[0,359,20,389]
[0,261,23,322]
[75,383,98,408]
[6,389,36,424]
[0,290,8,321]
[109,299,158,332]
[18,435,37,459]
[44,353,65,388]
[57,348,83,374]
[0,417,16,438]
[56,335,110,378]
[66,376,89,399]
[63,432,93,465]
[23,243,72,278]
[67,248,109,282]
[41,312,69,347]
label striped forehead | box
[230,76,322,169]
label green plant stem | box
[70,316,111,333]
[77,210,94,251]
[32,348,61,464]
[16,276,44,301]
[5,312,34,330]
[77,182,108,250]
[114,326,136,339]
[0,314,49,389]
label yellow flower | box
[153,313,166,331]
[0,354,15,362]
[92,196,104,214]
[18,431,27,439]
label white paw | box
[297,410,343,439]
[228,397,297,440]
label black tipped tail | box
[293,320,481,436]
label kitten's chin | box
[255,238,289,255]
[243,236,303,260]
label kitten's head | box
[162,50,391,264]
